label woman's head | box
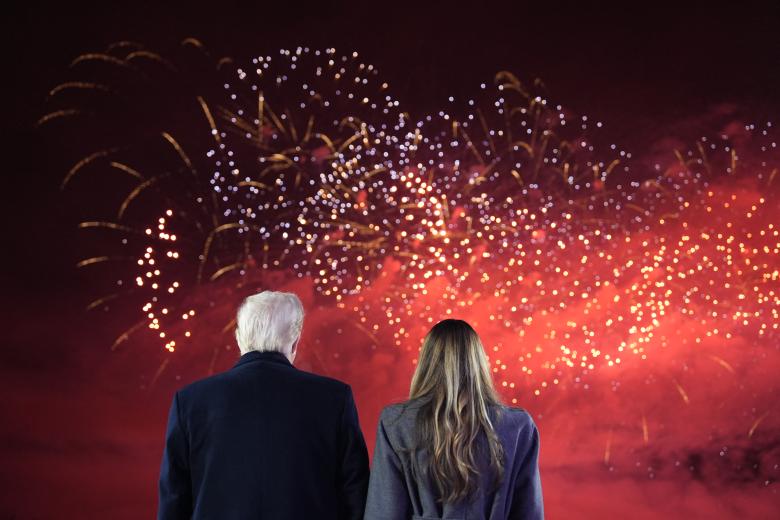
[410,319,498,407]
[409,319,504,504]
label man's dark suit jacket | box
[158,350,370,520]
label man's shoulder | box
[176,362,350,400]
[288,365,352,394]
[175,370,232,399]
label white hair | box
[235,291,304,355]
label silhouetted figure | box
[158,291,369,520]
[364,319,543,520]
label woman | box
[364,319,544,520]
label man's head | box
[235,291,304,361]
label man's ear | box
[288,337,300,362]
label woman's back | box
[364,398,543,520]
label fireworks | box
[41,41,779,403]
[205,47,412,298]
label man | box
[158,291,370,519]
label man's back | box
[158,350,370,520]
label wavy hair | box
[409,319,504,504]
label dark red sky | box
[2,1,780,518]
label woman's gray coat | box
[363,400,543,520]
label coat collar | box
[233,350,293,369]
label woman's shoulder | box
[378,397,426,429]
[494,404,538,434]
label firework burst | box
[41,42,779,409]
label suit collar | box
[233,350,293,369]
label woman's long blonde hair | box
[409,319,504,504]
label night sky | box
[2,1,780,518]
